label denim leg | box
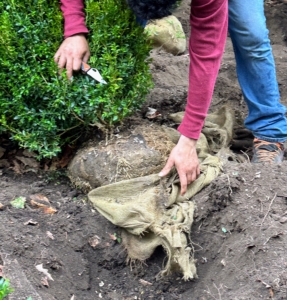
[228,0,287,142]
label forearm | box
[60,0,89,38]
[178,0,228,139]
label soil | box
[1,1,287,299]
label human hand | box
[54,34,90,79]
[159,135,200,196]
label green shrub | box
[0,0,153,158]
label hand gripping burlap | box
[88,106,234,280]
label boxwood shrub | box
[0,0,153,158]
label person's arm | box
[54,0,90,78]
[160,0,228,195]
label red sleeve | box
[60,0,89,38]
[178,0,228,140]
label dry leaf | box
[30,200,48,209]
[0,265,3,277]
[41,276,49,287]
[12,159,22,174]
[0,146,5,158]
[16,156,39,168]
[24,219,38,226]
[30,194,50,209]
[108,233,117,241]
[43,206,57,214]
[23,149,37,158]
[0,159,10,168]
[269,288,274,298]
[46,231,55,240]
[145,107,162,119]
[30,194,50,203]
[58,145,75,168]
[36,264,54,281]
[49,158,59,171]
[139,279,152,286]
[89,235,101,248]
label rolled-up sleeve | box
[60,0,89,38]
[178,0,228,139]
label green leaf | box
[10,196,26,209]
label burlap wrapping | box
[88,106,234,280]
[144,15,186,55]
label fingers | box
[54,35,90,79]
[83,51,90,63]
[73,57,82,72]
[158,157,174,177]
[66,57,74,79]
[179,172,188,196]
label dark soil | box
[1,1,287,299]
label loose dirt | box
[1,1,287,299]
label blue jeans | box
[229,0,287,142]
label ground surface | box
[1,1,287,299]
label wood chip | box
[24,219,38,226]
[46,231,55,240]
[139,279,153,286]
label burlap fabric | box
[144,15,186,55]
[88,106,234,280]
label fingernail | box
[158,172,164,177]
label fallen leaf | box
[36,264,54,281]
[58,145,75,168]
[46,231,55,240]
[108,233,117,241]
[0,265,3,277]
[42,206,57,214]
[269,288,274,298]
[0,146,5,158]
[0,159,10,168]
[23,149,37,158]
[10,196,26,209]
[41,276,49,287]
[16,156,39,168]
[49,158,59,171]
[24,219,38,226]
[89,235,101,248]
[139,279,152,286]
[145,107,162,119]
[12,159,22,174]
[30,194,50,203]
[30,194,50,208]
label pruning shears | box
[81,61,107,84]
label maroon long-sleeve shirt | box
[60,0,228,140]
